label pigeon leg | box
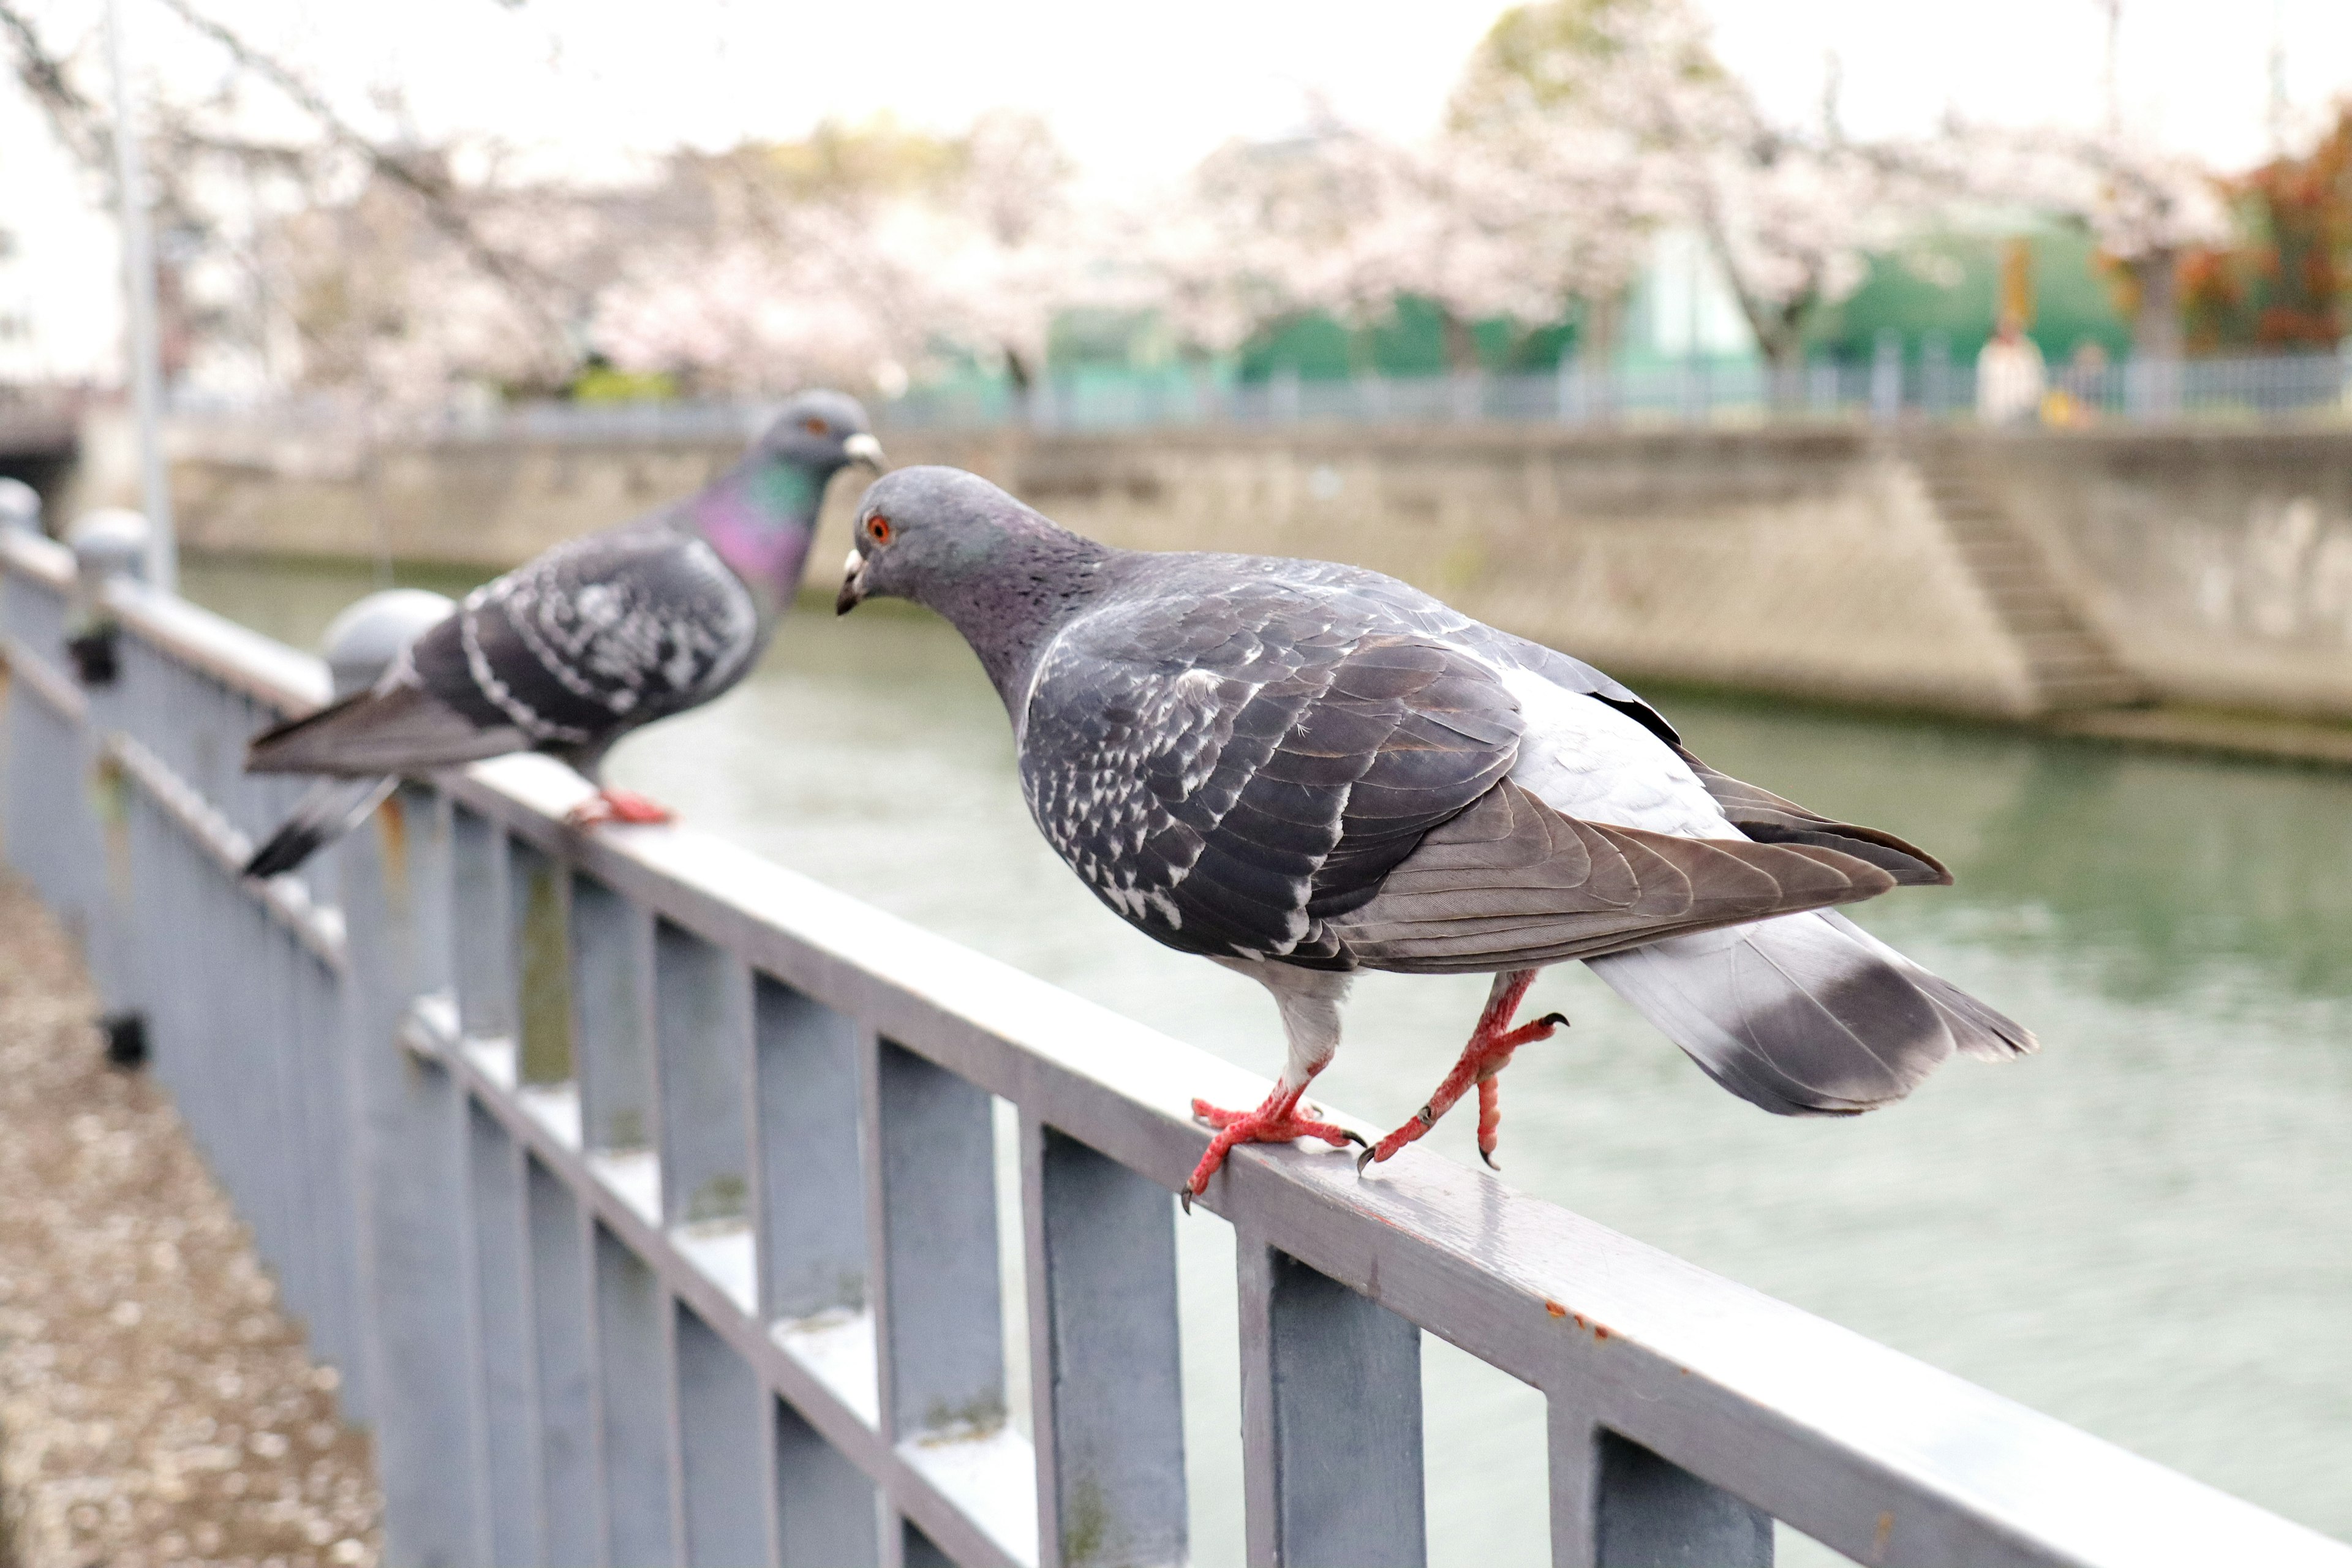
[564,787,676,828]
[1183,1079,1363,1212]
[1359,968,1566,1174]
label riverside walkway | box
[0,873,381,1566]
[4,517,2349,1568]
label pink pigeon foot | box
[1359,968,1567,1174]
[565,787,676,829]
[1182,1084,1365,1212]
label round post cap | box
[67,508,152,583]
[322,587,456,698]
[0,478,39,535]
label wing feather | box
[1329,780,1899,973]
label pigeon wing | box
[1327,779,1901,973]
[405,522,763,758]
[1020,591,1523,967]
[1677,750,1951,886]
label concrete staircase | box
[1902,434,2147,714]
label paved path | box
[0,873,381,1568]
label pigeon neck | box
[924,526,1117,712]
[685,451,827,610]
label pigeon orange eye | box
[802,417,828,435]
[869,516,894,545]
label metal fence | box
[3,526,2348,1568]
[160,349,2352,452]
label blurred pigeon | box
[240,390,882,876]
[837,468,2034,1205]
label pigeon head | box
[837,466,1114,707]
[690,389,883,601]
[752,388,884,473]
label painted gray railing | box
[3,525,2348,1568]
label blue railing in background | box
[157,349,2352,448]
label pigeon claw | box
[1359,997,1569,1177]
[1183,1087,1362,1209]
[565,788,676,829]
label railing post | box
[341,783,488,1564]
[1236,1234,1426,1568]
[754,976,881,1566]
[526,1155,603,1566]
[568,875,680,1563]
[654,921,775,1562]
[1020,1114,1187,1568]
[466,1098,545,1566]
[1547,1399,1773,1567]
[865,1033,1008,1558]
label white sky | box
[7,0,2351,380]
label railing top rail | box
[4,543,2345,1568]
[0,529,72,589]
[445,753,2343,1568]
[107,579,331,714]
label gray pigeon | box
[241,390,882,876]
[836,467,2035,1205]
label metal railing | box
[159,349,2352,455]
[2,527,2348,1568]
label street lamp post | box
[103,0,176,590]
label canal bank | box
[58,417,2352,764]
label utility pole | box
[104,0,176,590]
[2267,0,2290,159]
[2097,0,2122,138]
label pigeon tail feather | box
[246,684,527,777]
[243,776,397,878]
[1586,910,2006,1115]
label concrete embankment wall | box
[1977,431,2352,721]
[74,418,2352,722]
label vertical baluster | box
[866,1035,1006,1555]
[510,837,573,1088]
[597,1223,680,1565]
[1020,1115,1186,1568]
[774,1400,878,1568]
[451,805,514,1044]
[301,943,370,1420]
[1235,1237,1426,1568]
[340,782,486,1563]
[255,918,306,1325]
[528,1155,601,1567]
[571,879,677,1560]
[655,922,768,1556]
[571,874,656,1160]
[867,1037,1004,1438]
[755,976,867,1321]
[1545,1406,1772,1568]
[655,922,752,1265]
[753,975,880,1559]
[676,1303,775,1566]
[469,1101,543,1566]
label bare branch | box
[0,0,109,169]
[151,0,570,334]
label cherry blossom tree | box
[1444,0,1902,378]
[1923,123,2230,358]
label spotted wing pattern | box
[409,521,762,756]
[1019,576,1525,967]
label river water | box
[184,555,2352,1562]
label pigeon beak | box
[842,432,885,472]
[835,548,867,615]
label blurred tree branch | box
[148,0,562,317]
[0,1,108,169]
